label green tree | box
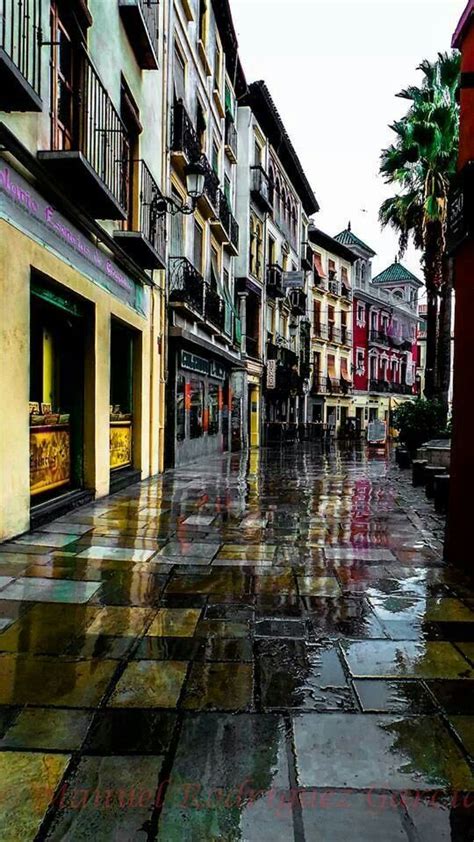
[379,51,460,418]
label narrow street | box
[0,444,472,840]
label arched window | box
[291,205,297,241]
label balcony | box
[328,281,340,296]
[340,326,352,346]
[369,378,390,393]
[224,117,238,163]
[113,161,166,270]
[369,329,390,347]
[390,382,414,396]
[171,101,201,165]
[227,214,239,255]
[196,156,219,217]
[0,0,42,111]
[266,264,285,299]
[204,285,225,334]
[250,165,273,214]
[118,0,159,69]
[210,189,239,254]
[168,257,204,317]
[341,283,352,300]
[246,336,260,359]
[38,49,127,220]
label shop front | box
[167,343,240,467]
[29,276,88,504]
[1,160,156,541]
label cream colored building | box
[306,226,356,435]
[0,0,167,540]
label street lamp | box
[154,158,206,217]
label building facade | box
[164,0,244,467]
[306,226,356,436]
[335,227,421,434]
[0,0,168,540]
[235,82,318,447]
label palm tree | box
[379,51,460,416]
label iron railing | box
[266,264,285,298]
[370,378,390,393]
[216,189,239,250]
[136,159,166,260]
[250,165,272,210]
[201,155,219,209]
[168,257,204,315]
[311,376,353,396]
[1,0,42,97]
[204,285,225,331]
[369,329,390,346]
[171,100,201,161]
[229,214,239,251]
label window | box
[208,383,219,435]
[121,79,141,232]
[196,100,206,151]
[357,303,365,327]
[213,39,222,93]
[176,376,186,441]
[190,380,204,438]
[255,222,263,280]
[254,139,261,167]
[328,305,335,341]
[210,246,220,289]
[266,304,275,336]
[280,313,288,338]
[313,300,321,336]
[269,166,275,207]
[211,141,219,178]
[193,220,204,272]
[170,187,185,256]
[268,234,276,267]
[173,44,186,102]
[224,174,231,205]
[198,0,207,45]
[370,354,378,380]
[391,359,398,382]
[356,349,365,375]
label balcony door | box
[51,2,81,151]
[120,80,141,231]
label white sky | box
[231,0,466,279]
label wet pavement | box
[0,444,473,840]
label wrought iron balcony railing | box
[38,47,128,219]
[118,0,159,69]
[250,165,273,213]
[171,100,201,162]
[201,156,219,210]
[369,329,390,346]
[1,0,42,111]
[168,257,204,315]
[114,160,166,269]
[311,376,353,396]
[369,378,390,393]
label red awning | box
[313,252,326,278]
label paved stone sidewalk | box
[0,444,473,840]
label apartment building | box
[306,226,356,435]
[0,0,167,540]
[336,226,421,433]
[235,81,318,446]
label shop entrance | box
[110,320,136,474]
[29,279,85,502]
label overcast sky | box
[231,0,466,279]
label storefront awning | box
[340,357,349,379]
[313,252,326,278]
[327,355,336,377]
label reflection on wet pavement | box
[0,444,473,839]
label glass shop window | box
[176,375,186,441]
[190,379,204,439]
[208,383,219,435]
